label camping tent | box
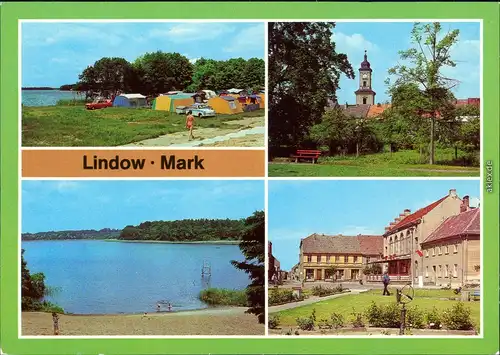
[113,93,147,108]
[153,94,195,112]
[207,96,243,115]
[202,90,217,99]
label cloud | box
[223,24,265,53]
[332,31,379,54]
[53,181,81,192]
[189,57,200,64]
[149,22,234,43]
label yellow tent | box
[208,96,243,115]
[153,94,195,112]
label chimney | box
[449,189,457,197]
[404,209,411,216]
[460,195,470,213]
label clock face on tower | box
[362,73,368,79]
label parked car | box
[86,98,113,110]
[189,105,216,118]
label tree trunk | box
[356,142,359,158]
[429,117,435,165]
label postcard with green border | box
[1,1,499,355]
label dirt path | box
[123,116,264,147]
[269,290,367,312]
[22,307,264,336]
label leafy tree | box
[231,211,265,323]
[133,51,193,96]
[388,22,460,164]
[268,22,354,153]
[77,57,136,99]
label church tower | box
[355,50,376,105]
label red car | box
[85,98,113,110]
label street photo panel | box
[268,180,481,336]
[268,21,480,177]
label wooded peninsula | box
[22,219,245,242]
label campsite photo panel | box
[21,20,266,148]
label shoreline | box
[22,238,240,245]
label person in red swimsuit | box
[186,110,195,141]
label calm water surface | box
[22,90,84,107]
[22,240,250,314]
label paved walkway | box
[269,289,368,312]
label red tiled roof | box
[422,208,480,245]
[302,233,383,256]
[386,195,448,234]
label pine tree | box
[231,211,265,323]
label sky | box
[22,180,264,233]
[21,22,265,87]
[268,180,480,270]
[332,21,481,104]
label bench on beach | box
[290,149,321,163]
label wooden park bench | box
[290,149,321,164]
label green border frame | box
[1,2,498,354]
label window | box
[438,246,442,255]
[385,246,388,255]
[363,81,367,87]
[425,266,429,277]
[454,244,458,253]
[307,255,312,263]
[453,264,458,277]
[395,236,399,253]
[445,245,449,254]
[362,97,367,104]
[425,250,429,257]
[445,265,448,277]
[432,247,435,256]
[438,265,442,278]
[229,101,236,109]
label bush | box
[351,310,365,328]
[365,301,400,328]
[311,284,346,297]
[268,288,300,306]
[317,318,332,329]
[426,307,442,329]
[330,312,345,330]
[268,315,281,329]
[442,302,475,330]
[407,306,425,329]
[296,316,315,331]
[199,288,247,306]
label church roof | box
[359,50,372,71]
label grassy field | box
[22,106,264,147]
[269,149,480,177]
[270,288,480,329]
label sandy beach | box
[23,307,264,336]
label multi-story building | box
[299,234,383,282]
[420,196,480,287]
[380,189,466,286]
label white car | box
[189,105,216,118]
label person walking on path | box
[186,110,195,141]
[382,272,391,296]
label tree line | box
[119,218,246,242]
[22,228,121,241]
[63,52,264,100]
[268,21,480,165]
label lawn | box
[22,106,264,147]
[270,289,480,329]
[269,149,479,177]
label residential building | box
[268,241,281,282]
[421,197,480,287]
[380,189,464,285]
[299,234,383,282]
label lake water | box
[22,240,250,315]
[22,90,84,107]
